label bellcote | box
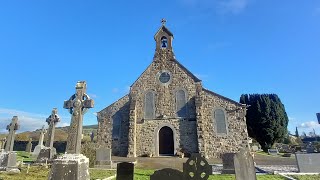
[154,19,174,51]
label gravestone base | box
[48,154,90,180]
[32,145,45,158]
[36,147,57,164]
[94,160,112,169]
[0,151,20,173]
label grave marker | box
[295,153,320,173]
[49,81,94,180]
[32,125,46,157]
[222,153,236,174]
[267,149,278,156]
[95,146,112,169]
[234,148,257,180]
[25,138,32,153]
[116,162,134,180]
[150,168,184,180]
[0,116,20,173]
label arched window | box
[112,113,121,139]
[161,36,168,48]
[214,109,227,134]
[145,91,155,119]
[176,89,187,117]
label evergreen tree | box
[240,94,289,151]
[295,127,299,137]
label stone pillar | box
[195,82,206,157]
[0,138,6,150]
[49,81,94,180]
[127,97,137,157]
[0,116,20,173]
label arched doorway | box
[159,126,174,155]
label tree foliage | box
[240,94,289,151]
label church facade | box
[97,21,249,158]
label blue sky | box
[0,0,319,136]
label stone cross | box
[0,138,6,149]
[63,81,94,154]
[5,116,20,152]
[45,108,60,148]
[38,125,46,146]
[161,18,167,26]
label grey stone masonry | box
[45,108,60,149]
[97,20,249,158]
[5,116,20,152]
[64,81,94,154]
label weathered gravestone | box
[150,153,211,180]
[295,153,320,173]
[222,153,236,174]
[150,168,184,180]
[32,125,46,158]
[234,148,257,180]
[25,138,33,153]
[251,145,259,152]
[37,108,60,163]
[116,162,134,180]
[183,153,211,180]
[268,149,278,156]
[95,146,112,169]
[0,116,20,173]
[48,81,94,180]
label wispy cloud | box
[0,108,69,133]
[298,121,320,129]
[194,73,209,81]
[179,0,250,15]
[88,93,98,99]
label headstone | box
[116,162,134,180]
[306,143,315,153]
[267,149,278,156]
[25,138,32,153]
[37,108,60,163]
[234,148,257,180]
[95,146,112,169]
[183,153,211,180]
[222,153,236,174]
[0,116,20,173]
[49,81,94,180]
[150,168,184,180]
[295,153,320,173]
[32,125,46,158]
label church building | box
[97,20,249,158]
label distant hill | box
[1,124,98,141]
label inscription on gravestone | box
[116,162,134,180]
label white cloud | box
[0,108,70,133]
[298,121,320,129]
[88,93,98,99]
[194,73,209,81]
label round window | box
[159,72,171,83]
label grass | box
[16,151,35,162]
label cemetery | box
[0,7,319,179]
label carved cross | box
[45,108,60,149]
[38,125,46,146]
[63,81,94,154]
[5,116,20,152]
[161,18,167,26]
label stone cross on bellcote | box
[5,116,20,152]
[45,108,60,149]
[63,81,94,154]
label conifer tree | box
[240,94,289,151]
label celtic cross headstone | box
[45,108,60,148]
[64,81,94,154]
[5,116,20,152]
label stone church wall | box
[97,95,130,156]
[199,90,248,158]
